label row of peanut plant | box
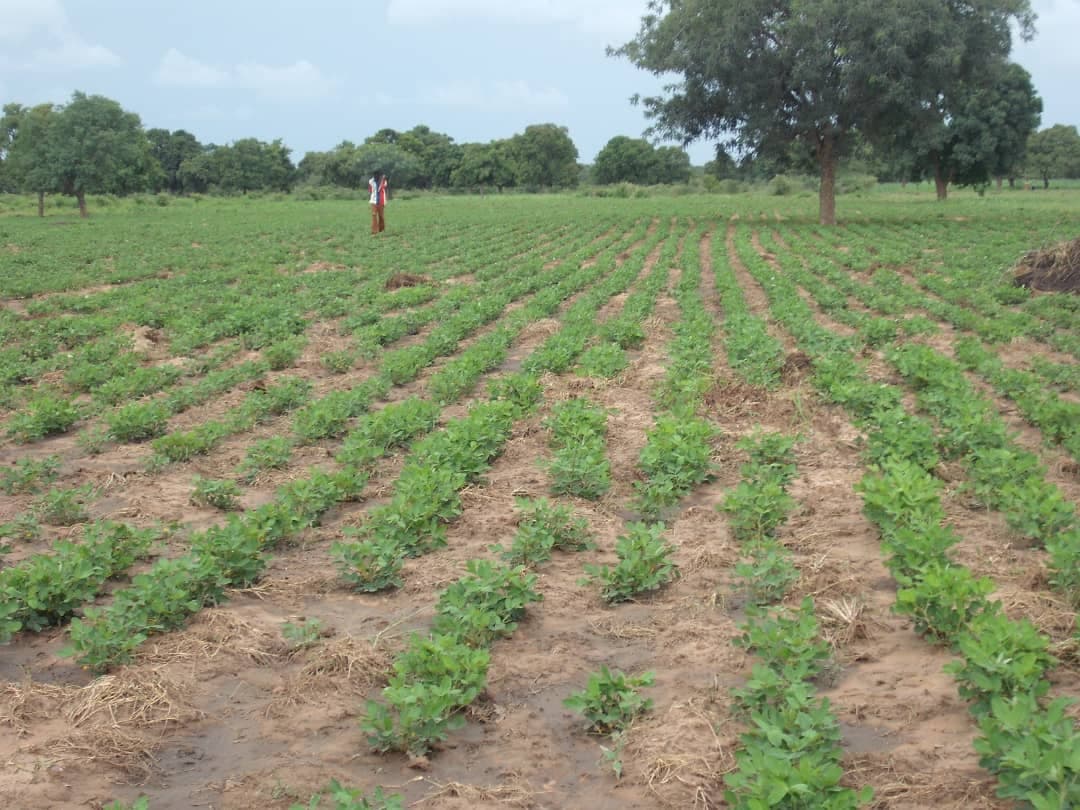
[760,226,1080,605]
[737,223,1078,807]
[54,221,654,668]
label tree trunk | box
[996,177,1003,190]
[76,192,87,218]
[1043,175,1049,190]
[1008,176,1015,189]
[817,135,837,226]
[934,159,948,201]
[37,191,44,217]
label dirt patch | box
[301,261,347,275]
[1012,237,1080,293]
[121,324,164,356]
[385,272,431,289]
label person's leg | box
[377,205,386,232]
[371,204,379,235]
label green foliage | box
[894,562,995,641]
[487,372,543,413]
[432,560,542,647]
[362,633,489,755]
[945,611,1054,716]
[734,540,800,606]
[331,537,404,593]
[237,437,293,482]
[973,695,1080,809]
[34,484,92,525]
[289,782,402,810]
[563,666,655,734]
[293,389,369,444]
[584,522,679,603]
[548,444,612,500]
[599,318,646,349]
[720,479,796,543]
[190,476,242,511]
[734,600,831,689]
[337,398,439,468]
[577,342,628,378]
[282,618,324,650]
[361,466,465,556]
[44,92,159,211]
[321,350,355,374]
[0,522,156,641]
[76,425,109,456]
[7,394,79,441]
[634,414,717,518]
[104,798,149,810]
[0,455,60,494]
[1025,124,1080,187]
[0,513,41,543]
[106,400,171,442]
[492,497,594,566]
[263,336,306,370]
[736,430,799,486]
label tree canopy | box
[593,136,691,185]
[1025,125,1080,189]
[615,0,1036,223]
[41,92,158,216]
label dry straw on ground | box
[1011,237,1080,293]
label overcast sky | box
[1,0,1077,166]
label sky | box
[1,0,1078,167]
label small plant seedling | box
[321,350,355,374]
[734,540,799,606]
[34,485,93,526]
[76,425,110,456]
[190,476,242,511]
[0,513,41,543]
[236,436,293,482]
[289,781,403,810]
[564,666,655,734]
[282,618,324,649]
[0,455,61,494]
[600,730,627,780]
[331,537,404,592]
[104,798,149,810]
[583,522,678,603]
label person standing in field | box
[369,171,388,235]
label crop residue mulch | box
[1012,237,1080,293]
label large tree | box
[2,102,59,215]
[1025,124,1080,189]
[147,128,202,193]
[395,125,463,188]
[592,136,658,184]
[450,141,517,190]
[885,60,1040,197]
[508,124,579,188]
[615,0,1035,224]
[178,138,296,193]
[44,92,157,216]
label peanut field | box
[0,191,1078,810]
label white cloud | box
[156,48,228,87]
[0,0,121,70]
[234,59,334,99]
[154,49,336,100]
[423,79,568,108]
[386,0,645,40]
[0,0,67,41]
[24,35,121,71]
